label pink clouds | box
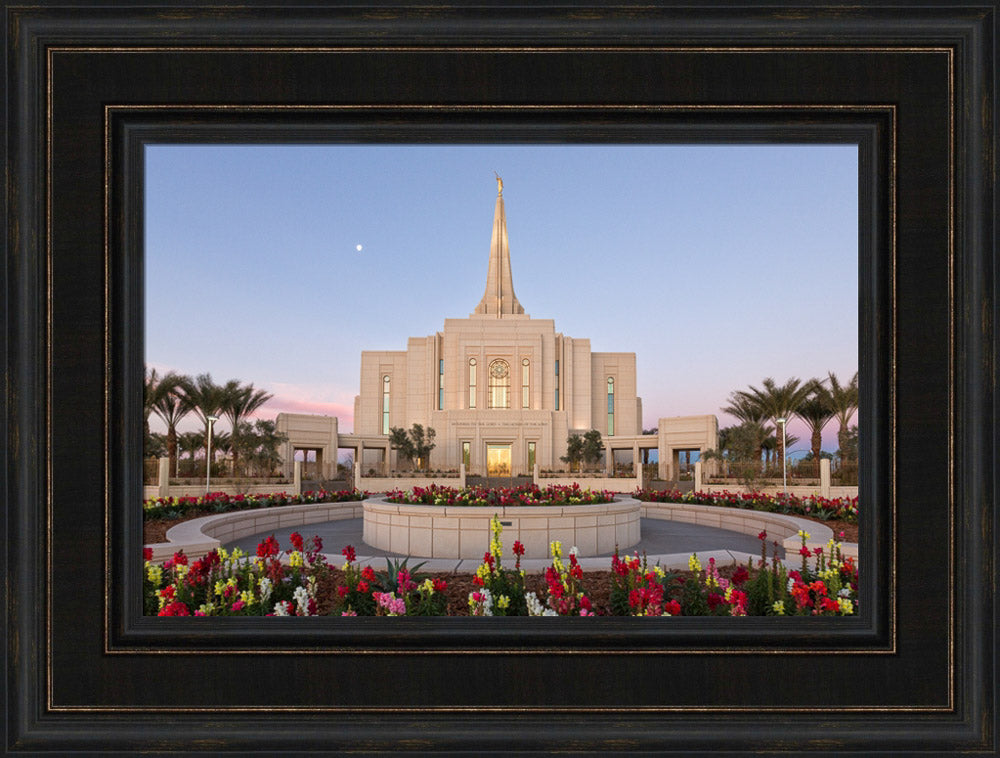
[262,396,354,427]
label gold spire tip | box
[494,172,503,196]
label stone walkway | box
[223,516,783,573]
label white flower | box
[258,577,272,603]
[272,600,292,616]
[526,591,557,617]
[569,546,579,557]
[293,586,311,616]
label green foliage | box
[390,424,437,470]
[581,429,604,469]
[560,433,584,471]
[376,556,429,593]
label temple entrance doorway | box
[486,444,512,477]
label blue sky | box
[145,143,858,455]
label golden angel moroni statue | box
[495,172,503,195]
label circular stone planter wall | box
[362,496,641,559]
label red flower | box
[361,566,376,582]
[357,581,369,593]
[472,575,484,587]
[799,545,812,557]
[158,601,190,616]
[337,585,349,599]
[433,578,448,592]
[664,600,682,616]
[731,566,749,586]
[143,547,153,562]
[341,545,356,563]
[257,536,280,558]
[289,532,304,552]
[311,535,323,553]
[758,530,767,540]
[512,541,525,557]
[706,592,724,610]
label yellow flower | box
[421,578,435,595]
[146,565,163,585]
[240,590,253,605]
[838,598,854,615]
[653,565,665,578]
[496,595,510,610]
[550,540,562,558]
[772,601,786,615]
[688,554,701,572]
[288,551,304,567]
[797,529,811,541]
[214,580,227,596]
[724,586,733,602]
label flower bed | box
[635,489,858,523]
[386,482,615,507]
[143,488,368,521]
[144,522,857,617]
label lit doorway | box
[486,444,512,477]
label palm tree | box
[721,392,772,466]
[796,389,835,476]
[734,377,818,468]
[181,373,227,476]
[827,371,859,460]
[220,381,273,477]
[143,367,162,448]
[148,372,192,476]
[177,431,204,476]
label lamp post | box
[776,417,788,494]
[206,415,219,495]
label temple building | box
[277,179,717,481]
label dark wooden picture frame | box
[4,2,996,754]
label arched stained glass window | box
[607,376,615,436]
[469,358,477,408]
[488,359,510,409]
[382,375,391,434]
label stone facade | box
[352,184,642,476]
[278,182,719,478]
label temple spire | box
[474,176,525,317]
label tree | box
[389,424,436,471]
[148,371,192,476]
[733,377,817,467]
[389,427,415,470]
[721,392,772,465]
[177,431,205,476]
[409,423,436,470]
[181,373,227,476]
[221,381,273,477]
[796,389,835,475]
[827,371,859,460]
[560,434,584,472]
[581,429,604,471]
[233,419,288,477]
[702,422,768,491]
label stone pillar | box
[293,460,302,496]
[820,458,831,498]
[354,457,362,488]
[459,462,466,489]
[636,457,644,491]
[533,462,539,486]
[158,456,170,499]
[694,461,702,492]
[605,449,614,476]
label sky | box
[145,143,858,457]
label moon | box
[356,244,363,252]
